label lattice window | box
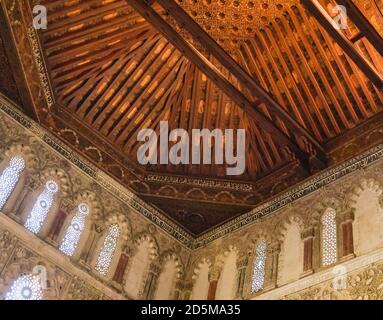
[0,156,25,210]
[95,224,120,276]
[5,274,43,300]
[24,180,58,234]
[322,209,338,266]
[59,203,89,257]
[251,240,266,293]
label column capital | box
[123,246,134,258]
[236,256,248,269]
[183,281,193,291]
[209,267,221,282]
[59,198,73,212]
[149,262,161,275]
[301,227,315,240]
[268,242,281,254]
[93,223,104,234]
[174,280,184,291]
[338,208,355,224]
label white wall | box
[124,239,152,299]
[155,259,177,300]
[215,250,238,300]
[353,188,383,255]
[278,222,303,286]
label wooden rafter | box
[153,0,324,154]
[301,0,383,90]
[126,0,327,167]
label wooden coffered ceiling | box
[1,0,383,235]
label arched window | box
[0,156,25,210]
[322,208,338,266]
[24,180,58,234]
[59,203,89,257]
[251,240,266,293]
[5,274,42,300]
[95,224,120,276]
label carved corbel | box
[338,208,355,224]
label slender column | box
[235,256,248,299]
[264,242,280,290]
[301,228,315,276]
[339,208,355,260]
[46,209,68,245]
[183,281,193,300]
[304,238,313,271]
[342,222,354,256]
[143,263,160,299]
[207,267,221,300]
[9,186,29,218]
[8,178,34,222]
[79,223,103,268]
[112,253,129,286]
[173,280,184,300]
[312,226,321,270]
[207,281,218,300]
[10,175,42,223]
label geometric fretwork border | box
[2,94,383,250]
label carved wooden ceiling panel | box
[2,0,383,234]
[38,0,290,181]
[177,0,298,40]
[0,33,21,106]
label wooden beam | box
[0,4,40,121]
[301,0,383,90]
[151,0,324,154]
[336,0,383,56]
[126,0,317,167]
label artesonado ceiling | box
[0,0,383,235]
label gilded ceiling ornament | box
[178,0,297,40]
